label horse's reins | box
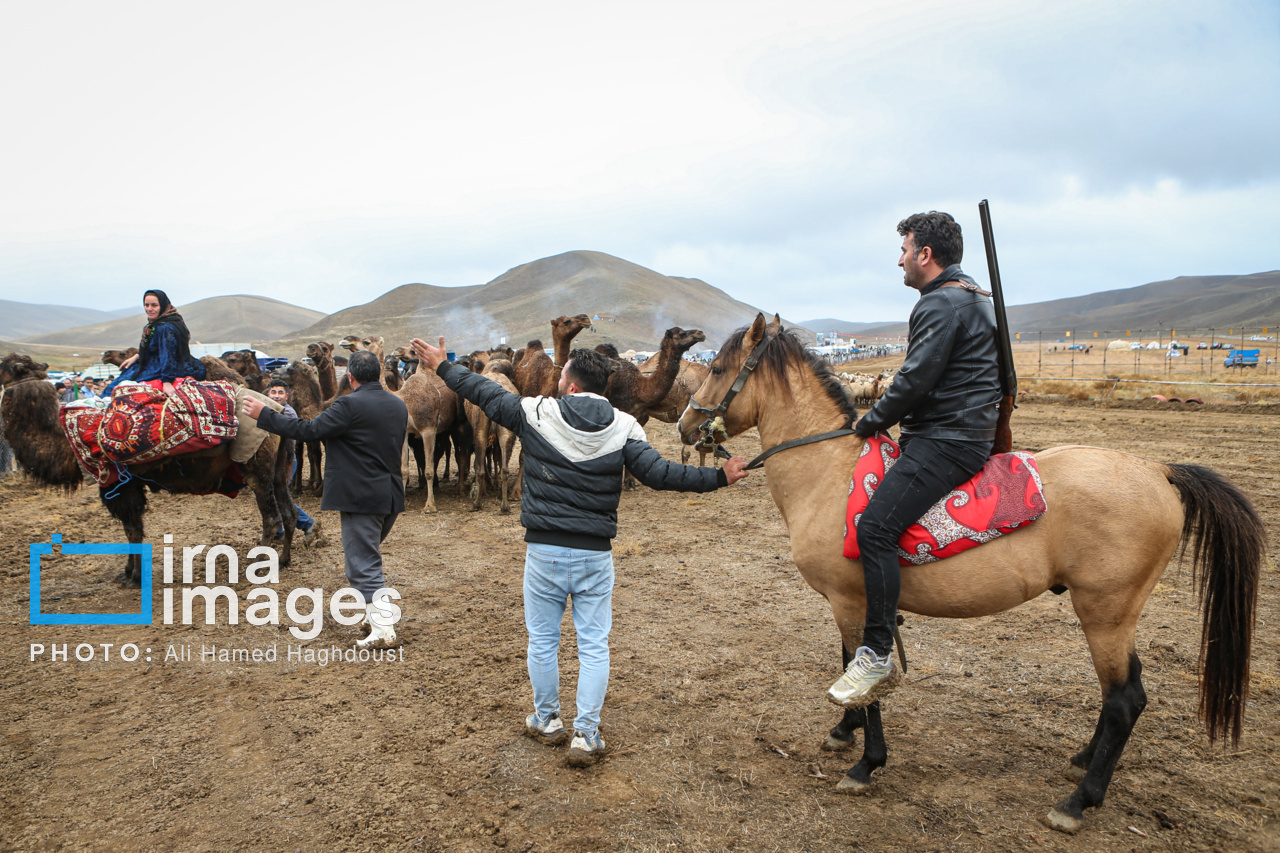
[688,331,859,470]
[688,328,908,671]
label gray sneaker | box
[567,730,608,766]
[827,646,901,708]
[525,712,568,745]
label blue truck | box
[1223,349,1260,368]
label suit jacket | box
[256,382,408,514]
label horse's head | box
[0,353,50,386]
[678,313,782,446]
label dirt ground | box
[1,399,1276,853]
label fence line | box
[1022,376,1280,388]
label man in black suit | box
[243,350,408,648]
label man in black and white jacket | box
[411,337,748,765]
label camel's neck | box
[637,343,686,406]
[316,359,336,397]
[552,332,579,367]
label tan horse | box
[677,314,1262,834]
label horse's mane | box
[719,327,857,428]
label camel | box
[640,356,712,465]
[101,348,138,367]
[463,359,520,513]
[282,360,325,494]
[222,350,268,392]
[381,356,404,392]
[395,369,467,513]
[338,335,385,360]
[306,342,338,401]
[513,315,593,397]
[1,353,295,585]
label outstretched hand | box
[409,336,447,371]
[242,395,266,419]
[722,456,750,485]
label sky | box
[1,0,1277,325]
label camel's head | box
[101,348,137,367]
[488,345,514,360]
[594,342,620,360]
[306,341,333,362]
[664,327,707,354]
[338,336,361,352]
[551,315,593,340]
[221,350,259,376]
[0,353,50,386]
[284,360,315,383]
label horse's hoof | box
[821,733,855,752]
[835,775,874,795]
[1063,763,1087,784]
[1043,808,1083,834]
[114,571,127,582]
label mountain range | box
[6,260,1280,366]
[802,271,1280,337]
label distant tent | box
[1106,339,1130,350]
[1146,341,1163,349]
[620,349,638,360]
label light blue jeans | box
[523,543,614,738]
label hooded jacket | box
[438,361,726,550]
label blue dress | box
[103,322,207,395]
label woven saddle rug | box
[843,435,1047,566]
[61,379,240,487]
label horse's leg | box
[824,644,866,750]
[836,701,886,794]
[1046,627,1147,834]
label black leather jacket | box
[855,265,1000,444]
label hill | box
[815,271,1280,338]
[267,251,813,356]
[0,300,133,340]
[20,295,327,349]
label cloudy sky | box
[1,0,1276,324]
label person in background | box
[77,375,98,401]
[265,379,325,549]
[103,289,206,396]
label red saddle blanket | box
[61,379,241,489]
[843,435,1047,566]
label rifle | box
[978,199,1016,454]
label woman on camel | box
[103,289,206,397]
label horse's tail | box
[1165,463,1265,745]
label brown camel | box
[1,353,296,586]
[605,327,706,420]
[222,350,268,392]
[602,327,705,488]
[395,369,466,513]
[100,348,138,367]
[282,360,325,494]
[513,315,592,397]
[463,360,520,514]
[641,356,712,465]
[306,342,338,401]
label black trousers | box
[856,435,990,655]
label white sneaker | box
[566,730,608,766]
[525,712,568,745]
[356,602,398,649]
[827,646,901,708]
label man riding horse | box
[829,211,1001,708]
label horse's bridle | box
[689,331,859,470]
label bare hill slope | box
[0,300,133,340]
[268,250,811,356]
[20,295,326,349]
[808,271,1280,338]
